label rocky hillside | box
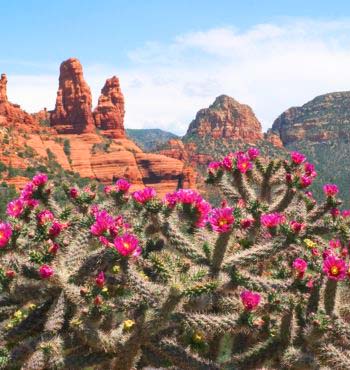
[0,58,195,198]
[272,92,350,145]
[185,95,263,142]
[272,91,350,206]
[159,95,284,168]
[126,128,178,152]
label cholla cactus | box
[0,149,350,370]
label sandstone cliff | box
[185,95,263,143]
[272,91,350,145]
[93,76,125,138]
[50,58,95,134]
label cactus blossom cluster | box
[0,150,350,370]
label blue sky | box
[2,1,350,134]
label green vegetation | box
[126,128,179,151]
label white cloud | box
[5,18,350,135]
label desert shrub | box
[0,149,350,369]
[63,139,71,157]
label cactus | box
[0,150,349,370]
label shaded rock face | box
[0,74,37,128]
[93,76,125,138]
[50,58,95,134]
[272,92,350,145]
[185,95,263,143]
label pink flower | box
[304,162,317,178]
[0,222,12,248]
[260,213,285,228]
[32,173,48,186]
[69,188,79,199]
[116,178,131,193]
[37,210,54,225]
[132,187,156,204]
[290,220,304,233]
[300,175,312,188]
[285,173,293,183]
[99,236,112,247]
[6,198,24,218]
[323,255,347,281]
[329,239,342,249]
[173,189,201,204]
[247,147,260,160]
[240,290,261,311]
[208,207,235,233]
[49,221,65,237]
[306,279,314,288]
[221,155,233,170]
[208,161,222,175]
[164,192,178,208]
[48,242,59,254]
[342,209,350,218]
[241,218,254,229]
[293,258,307,276]
[114,233,140,257]
[331,208,340,217]
[39,264,54,279]
[237,156,252,174]
[323,184,339,197]
[90,210,114,236]
[20,182,35,200]
[291,151,306,165]
[95,271,105,287]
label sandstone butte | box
[272,91,350,146]
[0,58,195,198]
[158,95,283,166]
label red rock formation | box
[185,95,263,143]
[158,139,189,161]
[264,129,283,148]
[93,76,125,138]
[0,73,37,128]
[50,58,94,134]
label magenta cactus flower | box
[116,178,131,193]
[208,207,235,233]
[240,218,254,229]
[323,255,347,281]
[221,154,234,170]
[260,212,285,228]
[300,175,312,188]
[329,239,342,249]
[0,222,12,248]
[49,221,65,237]
[291,151,306,165]
[32,172,48,186]
[290,220,304,233]
[132,187,156,204]
[6,198,25,218]
[114,233,140,257]
[20,182,35,200]
[247,147,260,160]
[323,184,339,197]
[237,156,252,174]
[240,290,261,311]
[292,258,308,276]
[37,210,55,225]
[69,187,79,199]
[39,264,54,279]
[208,161,222,175]
[95,271,105,287]
[90,210,114,236]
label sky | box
[2,0,350,135]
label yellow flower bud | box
[123,319,135,330]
